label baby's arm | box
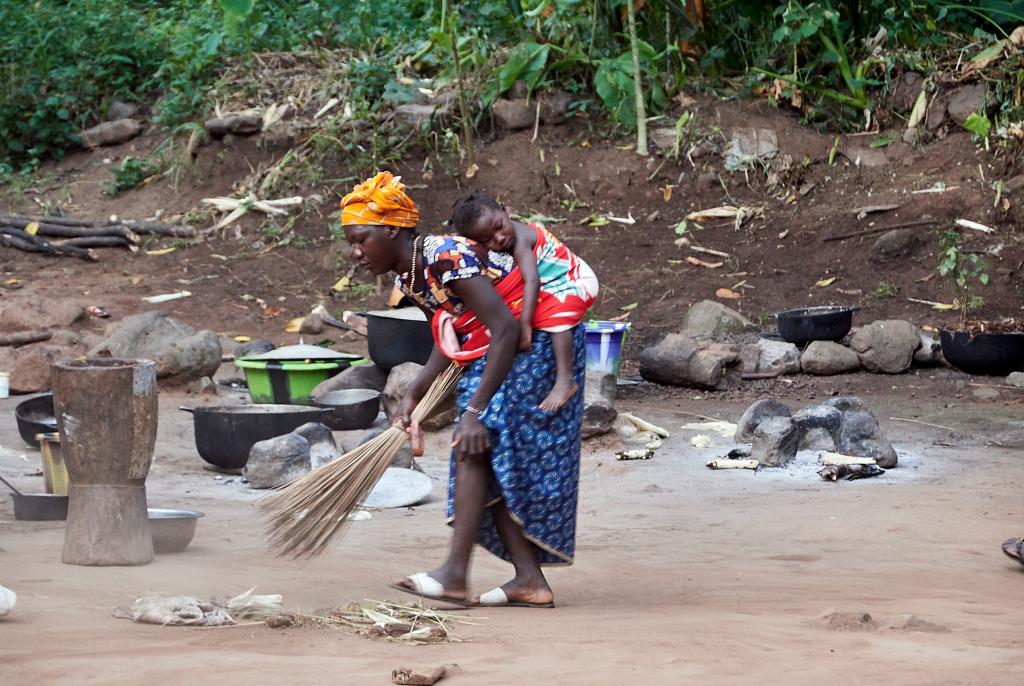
[512,225,539,351]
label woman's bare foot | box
[539,378,578,413]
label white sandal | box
[390,572,473,607]
[477,586,555,609]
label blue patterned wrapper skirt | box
[448,326,585,566]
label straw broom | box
[261,362,463,559]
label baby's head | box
[450,192,515,252]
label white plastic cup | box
[0,372,9,399]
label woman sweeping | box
[340,172,591,608]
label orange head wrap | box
[339,171,419,228]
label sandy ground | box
[1,387,1022,685]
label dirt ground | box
[1,385,1022,685]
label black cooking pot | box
[773,306,859,347]
[939,330,1024,376]
[15,393,58,448]
[181,404,328,471]
[312,389,381,431]
[360,308,433,370]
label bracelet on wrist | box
[464,405,484,417]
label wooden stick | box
[51,236,137,251]
[0,330,51,346]
[889,416,961,432]
[121,220,196,238]
[823,219,938,243]
[0,216,138,242]
[0,213,194,238]
[0,227,98,261]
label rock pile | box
[640,300,945,388]
[734,396,898,468]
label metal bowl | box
[312,389,381,431]
[148,508,203,553]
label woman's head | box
[339,172,419,274]
[450,192,514,252]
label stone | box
[972,387,1001,401]
[10,346,60,394]
[741,338,800,377]
[823,396,869,414]
[926,92,949,131]
[792,405,842,451]
[680,300,758,339]
[244,433,310,489]
[902,126,920,145]
[888,71,925,113]
[312,363,389,397]
[947,83,988,125]
[813,608,878,632]
[204,111,262,138]
[735,399,791,443]
[89,311,221,383]
[383,362,457,432]
[751,416,800,467]
[913,331,942,367]
[235,339,275,359]
[292,422,340,470]
[392,103,445,131]
[107,99,139,121]
[0,300,86,333]
[870,229,923,263]
[359,422,413,469]
[801,341,861,375]
[539,90,571,125]
[0,584,15,618]
[833,409,898,468]
[850,320,920,374]
[650,127,679,152]
[1007,372,1024,389]
[800,427,836,451]
[639,334,742,389]
[79,119,143,147]
[492,98,536,130]
[582,371,617,439]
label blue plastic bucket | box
[585,321,631,376]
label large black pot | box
[182,404,328,471]
[774,306,859,347]
[361,308,433,370]
[15,393,57,448]
[939,329,1024,376]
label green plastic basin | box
[235,358,364,404]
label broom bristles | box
[261,362,463,559]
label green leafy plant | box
[103,156,161,196]
[594,41,668,127]
[755,1,886,127]
[961,111,992,149]
[937,228,989,326]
